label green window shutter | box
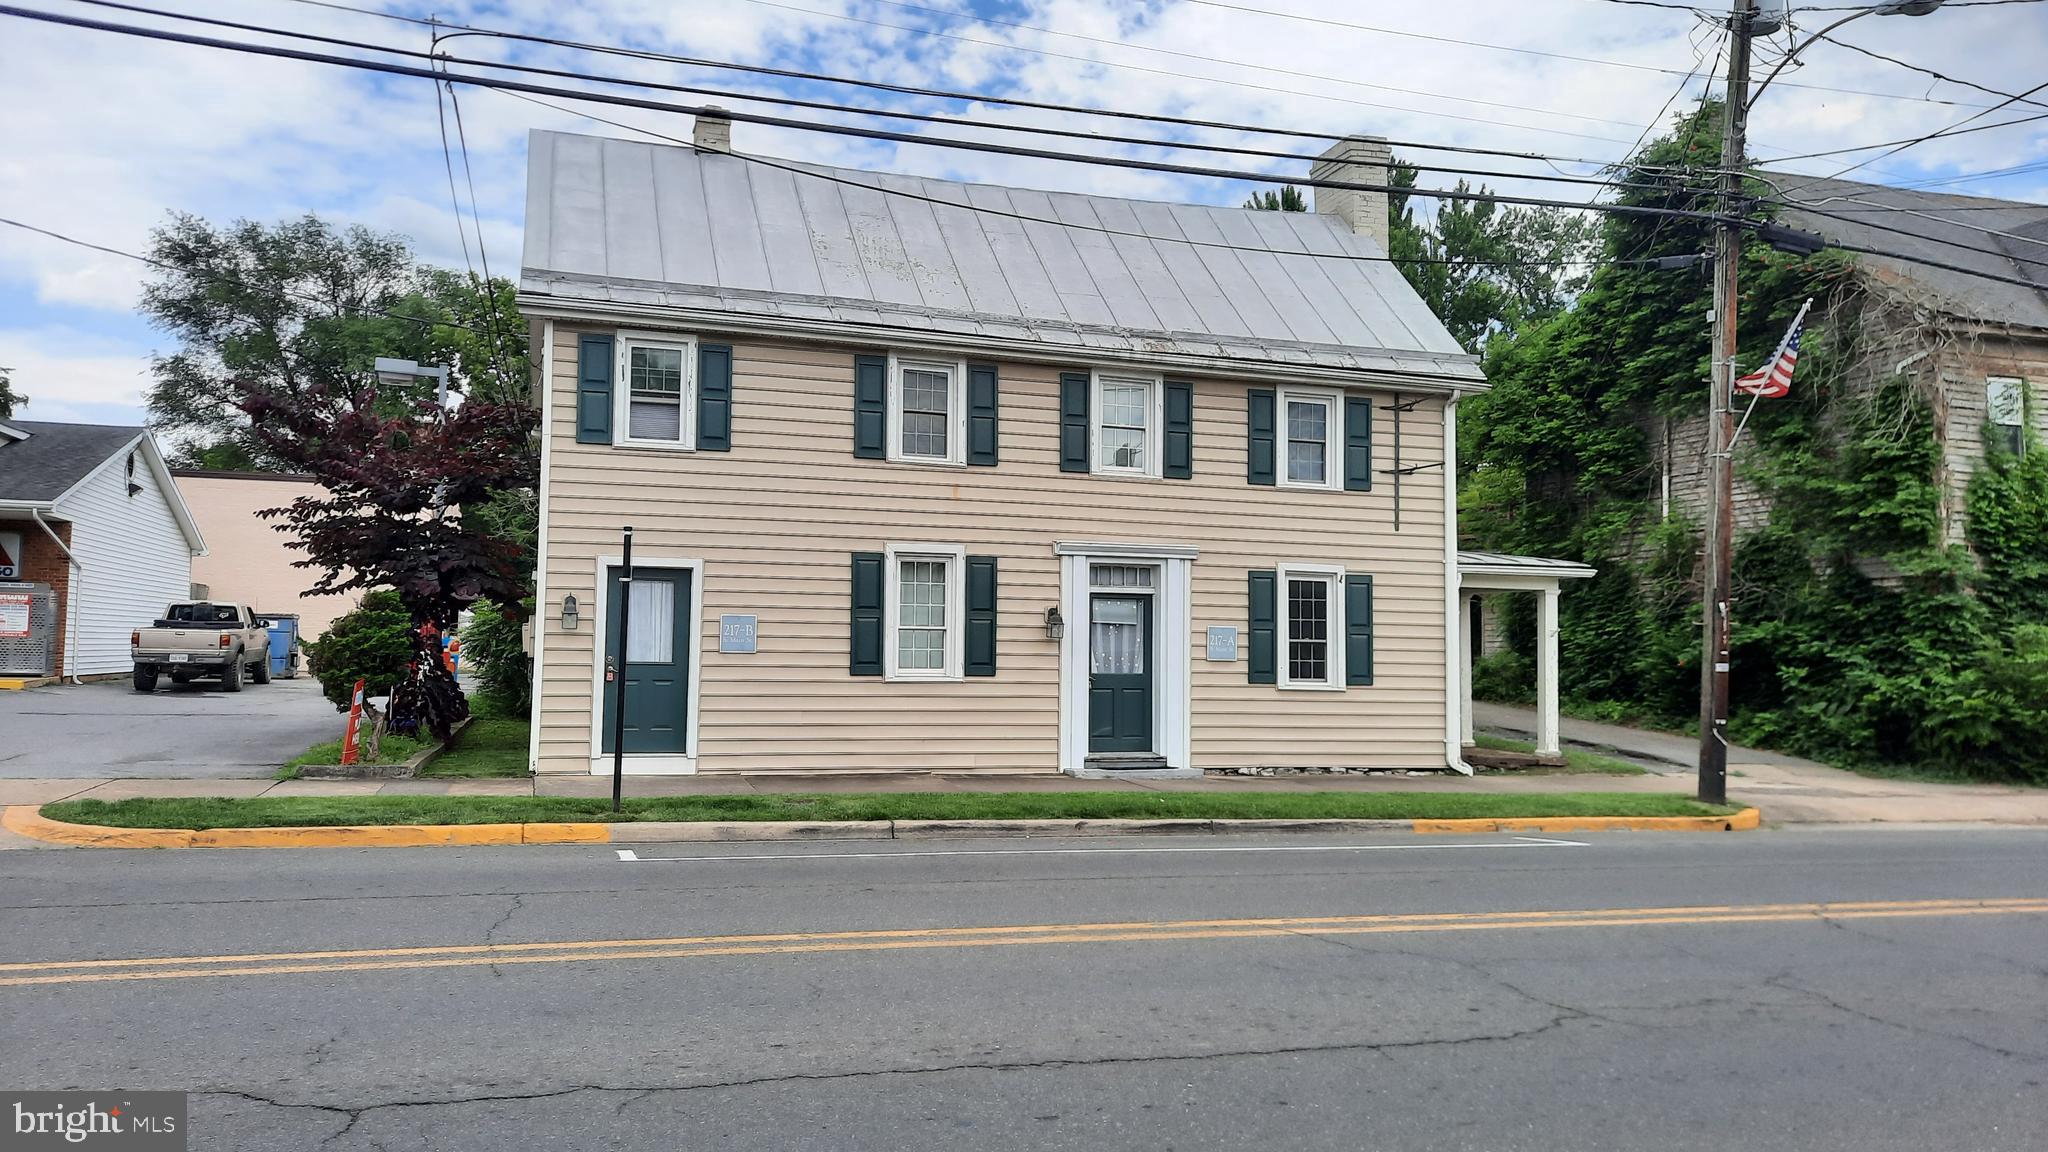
[1345,574,1374,686]
[575,334,614,444]
[1247,389,1276,486]
[967,363,1000,466]
[697,343,733,451]
[850,552,885,676]
[965,555,998,676]
[853,354,888,459]
[1247,569,1277,684]
[1164,380,1194,479]
[1343,394,1373,491]
[1059,371,1091,473]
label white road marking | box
[616,838,1589,864]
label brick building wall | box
[12,519,72,676]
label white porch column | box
[1535,586,1561,757]
[1458,592,1476,747]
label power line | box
[0,215,489,334]
[10,3,2039,294]
[1780,75,2048,196]
[265,0,1697,174]
[1764,196,2048,270]
[1,4,1752,229]
[825,0,1668,131]
[433,21,519,385]
[1818,33,2048,113]
[726,0,1646,147]
[500,88,1672,271]
[1180,0,1998,107]
[67,0,1694,197]
[1757,109,2048,163]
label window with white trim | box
[885,544,965,680]
[617,336,695,448]
[1279,387,1340,489]
[1278,563,1344,689]
[1094,371,1160,476]
[1987,377,2027,457]
[889,356,967,465]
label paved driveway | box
[0,676,342,779]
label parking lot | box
[0,675,340,779]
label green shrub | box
[1470,651,1533,704]
[462,599,532,718]
[307,590,413,712]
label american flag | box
[1733,298,1811,399]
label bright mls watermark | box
[5,1093,185,1149]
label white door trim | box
[1058,545,1194,773]
[587,553,705,775]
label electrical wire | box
[1758,109,2048,163]
[1178,0,1998,107]
[500,88,1678,271]
[1778,75,2048,197]
[0,4,1754,230]
[435,23,520,385]
[261,0,1716,174]
[64,0,1696,197]
[1818,34,2048,113]
[0,215,489,335]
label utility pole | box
[1698,1,1754,806]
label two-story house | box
[517,121,1511,778]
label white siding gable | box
[52,443,197,677]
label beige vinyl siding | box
[536,325,1449,773]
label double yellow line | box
[4,898,2042,988]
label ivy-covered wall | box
[1460,103,2048,782]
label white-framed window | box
[1092,371,1162,477]
[884,543,966,680]
[616,333,696,449]
[1278,386,1341,490]
[1987,377,2027,456]
[888,354,967,466]
[1277,562,1345,690]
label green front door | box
[600,566,691,754]
[1088,593,1153,753]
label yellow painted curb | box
[3,807,610,849]
[1413,807,1761,835]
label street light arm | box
[1748,10,1873,109]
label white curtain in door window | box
[625,578,674,664]
[1090,598,1145,674]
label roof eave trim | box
[516,295,1490,395]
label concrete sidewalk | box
[1473,701,2048,824]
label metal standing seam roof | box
[1457,551,1598,579]
[1775,177,2048,331]
[520,130,1482,383]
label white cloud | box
[2,0,2044,428]
[0,327,153,423]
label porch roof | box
[1457,551,1597,590]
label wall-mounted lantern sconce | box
[561,594,580,631]
[1044,606,1065,641]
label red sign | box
[340,679,366,765]
[0,593,28,639]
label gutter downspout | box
[1443,397,1473,775]
[29,508,82,685]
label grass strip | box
[42,791,1734,831]
[1471,734,1651,776]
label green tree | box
[140,213,530,470]
[1387,161,1601,352]
[0,366,21,419]
[1242,186,1307,212]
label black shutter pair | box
[850,553,999,676]
[1247,389,1372,489]
[853,355,1000,466]
[1246,570,1373,686]
[1058,374,1194,478]
[574,333,733,449]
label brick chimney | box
[1310,135,1393,253]
[693,107,732,152]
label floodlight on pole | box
[373,356,451,408]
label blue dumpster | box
[260,614,303,679]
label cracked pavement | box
[3,827,2045,1149]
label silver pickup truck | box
[131,602,271,692]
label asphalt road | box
[0,675,338,778]
[3,828,2045,1150]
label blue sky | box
[2,0,2044,429]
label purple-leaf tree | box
[238,379,537,740]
